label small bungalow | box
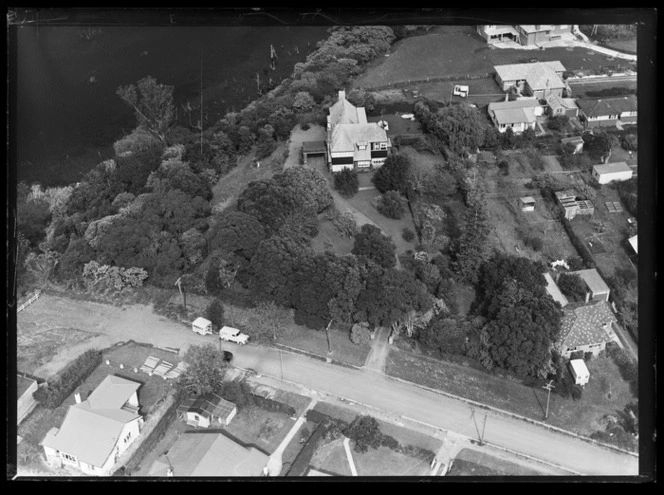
[478,25,574,47]
[592,162,633,184]
[568,268,611,303]
[487,98,543,134]
[148,433,269,477]
[559,300,618,358]
[176,392,237,428]
[40,375,144,476]
[547,94,579,118]
[494,61,568,100]
[568,358,590,386]
[555,190,594,220]
[519,196,536,212]
[561,135,585,154]
[577,95,637,128]
[17,374,39,425]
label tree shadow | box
[532,387,545,419]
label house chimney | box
[74,390,82,404]
[339,90,346,101]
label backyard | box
[448,448,545,476]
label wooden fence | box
[17,290,42,313]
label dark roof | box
[302,140,327,153]
[177,393,236,420]
[577,95,637,118]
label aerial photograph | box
[8,8,655,481]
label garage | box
[302,140,327,166]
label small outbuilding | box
[561,135,584,154]
[301,140,327,166]
[568,358,590,386]
[568,268,611,303]
[192,317,213,336]
[592,162,633,185]
[519,196,536,212]
[17,374,39,425]
[177,393,237,428]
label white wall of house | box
[17,381,38,425]
[593,170,633,184]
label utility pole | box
[480,413,487,445]
[543,380,555,420]
[279,348,284,380]
[325,319,333,362]
[174,276,186,310]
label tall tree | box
[371,154,412,196]
[179,344,229,396]
[236,179,299,235]
[206,210,267,262]
[117,76,175,143]
[274,166,334,214]
[351,224,396,269]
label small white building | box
[592,162,633,184]
[519,196,536,212]
[568,358,590,386]
[192,317,213,335]
[176,392,237,428]
[628,234,638,254]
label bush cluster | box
[333,168,359,197]
[560,217,596,269]
[34,349,103,409]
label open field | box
[602,39,637,55]
[568,78,637,98]
[386,346,636,443]
[354,26,633,90]
[17,326,98,376]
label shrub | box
[349,322,372,345]
[334,168,359,197]
[557,272,588,300]
[524,236,543,251]
[569,350,585,361]
[34,349,103,409]
[497,160,509,176]
[219,381,256,410]
[402,228,416,242]
[344,415,383,453]
[376,191,407,219]
[547,115,569,131]
[620,134,637,152]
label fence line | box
[17,289,42,313]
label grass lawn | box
[223,405,296,455]
[449,448,544,476]
[345,188,418,257]
[211,144,286,211]
[601,39,637,55]
[311,218,355,256]
[276,324,372,368]
[17,327,97,376]
[386,346,637,444]
[355,26,632,89]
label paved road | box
[18,295,638,476]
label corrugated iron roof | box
[577,95,637,118]
[593,162,632,175]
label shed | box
[519,196,536,212]
[17,374,39,425]
[177,393,237,428]
[592,162,633,185]
[192,317,212,335]
[568,359,590,386]
[561,136,584,154]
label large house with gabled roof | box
[559,300,620,358]
[326,90,391,173]
[577,95,637,128]
[494,61,569,100]
[40,375,144,476]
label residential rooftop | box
[560,300,617,349]
[576,95,637,118]
[592,162,632,175]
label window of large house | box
[380,142,387,150]
[62,453,77,462]
[357,143,367,151]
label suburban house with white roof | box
[477,25,574,46]
[559,300,619,358]
[326,90,391,172]
[40,375,144,476]
[487,98,543,133]
[494,61,569,100]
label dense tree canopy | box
[17,198,52,248]
[273,166,333,214]
[236,179,300,235]
[206,210,267,262]
[557,272,587,301]
[351,224,396,269]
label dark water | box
[14,25,328,187]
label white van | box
[219,326,249,345]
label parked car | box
[219,326,249,345]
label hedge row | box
[560,217,596,269]
[118,393,182,475]
[252,394,296,417]
[33,349,103,409]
